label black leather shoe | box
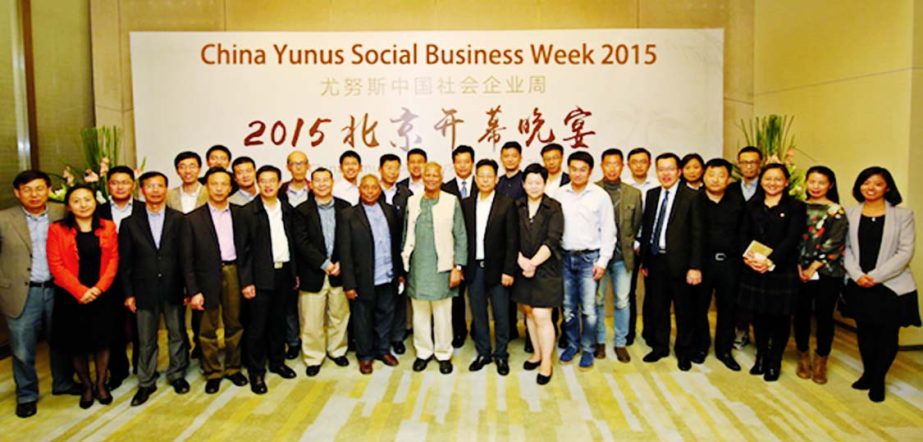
[678,357,692,371]
[691,352,706,364]
[205,379,221,394]
[523,359,541,371]
[750,355,765,376]
[96,386,113,405]
[305,365,321,377]
[226,372,249,386]
[868,385,885,402]
[625,334,635,347]
[392,341,406,355]
[250,373,267,395]
[190,346,202,360]
[131,386,156,406]
[16,401,37,418]
[285,345,301,360]
[642,351,667,363]
[412,358,430,372]
[496,358,510,376]
[438,360,453,375]
[53,384,84,396]
[524,340,534,354]
[331,356,349,367]
[171,378,191,394]
[107,375,126,391]
[468,355,492,372]
[763,367,780,382]
[852,376,872,390]
[717,354,741,372]
[452,336,465,349]
[270,364,297,379]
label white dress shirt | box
[334,180,359,205]
[110,200,133,232]
[629,177,657,209]
[407,178,424,196]
[544,172,566,197]
[556,183,618,268]
[180,183,202,214]
[475,191,495,260]
[381,184,397,204]
[264,200,291,264]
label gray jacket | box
[0,203,66,318]
[844,203,916,295]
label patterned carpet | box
[1,316,921,441]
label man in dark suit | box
[237,166,299,394]
[340,175,404,374]
[725,145,763,350]
[441,145,475,348]
[119,172,190,406]
[182,167,249,394]
[541,143,570,195]
[292,168,352,377]
[98,165,142,390]
[379,154,413,354]
[639,153,704,371]
[461,159,518,375]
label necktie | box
[650,189,670,255]
[460,180,468,198]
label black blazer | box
[639,185,704,277]
[441,178,473,199]
[461,192,519,287]
[726,180,764,203]
[380,184,413,226]
[118,207,186,309]
[339,200,404,296]
[99,199,143,298]
[237,198,298,291]
[181,203,247,309]
[739,194,807,271]
[292,195,351,292]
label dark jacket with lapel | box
[639,185,704,277]
[381,184,413,227]
[237,198,298,291]
[292,195,350,292]
[339,200,404,296]
[461,192,519,287]
[118,207,186,309]
[99,199,143,298]
[181,203,247,309]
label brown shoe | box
[812,355,828,385]
[359,360,373,375]
[796,351,812,379]
[614,346,631,363]
[379,354,399,367]
[594,343,606,359]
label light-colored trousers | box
[411,297,454,361]
[298,276,350,366]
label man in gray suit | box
[0,170,79,418]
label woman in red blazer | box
[47,184,119,409]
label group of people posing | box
[2,142,919,420]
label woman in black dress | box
[47,185,120,408]
[843,167,920,402]
[513,164,564,385]
[739,163,806,382]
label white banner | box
[130,29,723,181]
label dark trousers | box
[628,255,641,343]
[794,275,839,356]
[856,321,900,389]
[452,280,469,340]
[244,268,290,374]
[136,298,188,387]
[469,265,511,359]
[284,288,301,349]
[391,291,409,343]
[642,254,693,357]
[353,282,397,360]
[694,257,738,356]
[753,312,791,369]
[109,301,139,379]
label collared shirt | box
[407,178,424,196]
[454,176,474,199]
[557,183,617,268]
[286,182,310,207]
[497,171,524,201]
[651,185,678,252]
[180,183,202,214]
[264,200,290,263]
[475,191,495,260]
[741,179,759,201]
[363,202,394,285]
[544,172,566,197]
[381,184,397,205]
[147,207,165,249]
[208,203,236,261]
[229,188,258,206]
[629,177,657,209]
[110,200,133,232]
[334,180,359,206]
[317,199,337,269]
[23,208,50,282]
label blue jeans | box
[563,250,600,354]
[597,260,632,347]
[7,286,75,403]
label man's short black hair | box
[204,167,233,183]
[738,145,763,160]
[568,151,594,169]
[655,152,681,168]
[627,147,651,161]
[339,150,362,165]
[231,156,256,171]
[138,171,168,188]
[173,151,202,169]
[501,141,522,154]
[704,158,733,175]
[107,165,135,182]
[452,145,475,162]
[475,159,499,175]
[206,144,232,161]
[256,165,282,181]
[312,167,333,181]
[379,153,401,168]
[601,148,624,162]
[407,148,427,161]
[13,170,51,189]
[541,143,564,156]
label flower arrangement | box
[49,126,142,203]
[737,114,806,199]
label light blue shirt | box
[24,208,50,282]
[317,199,337,270]
[741,179,759,201]
[363,202,393,285]
[147,207,165,249]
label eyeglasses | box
[739,160,761,166]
